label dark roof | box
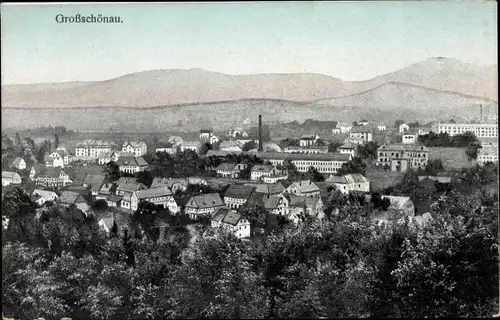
[204,150,352,162]
[107,194,123,203]
[58,191,85,205]
[150,178,188,189]
[117,182,146,192]
[251,183,285,195]
[116,156,148,167]
[216,163,236,171]
[224,184,255,200]
[212,207,230,222]
[135,187,172,199]
[186,193,224,209]
[173,194,191,207]
[83,174,106,191]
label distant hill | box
[1,57,497,108]
[316,81,495,110]
[344,57,498,101]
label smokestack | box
[258,114,263,152]
[480,104,483,123]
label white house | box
[332,127,341,134]
[348,126,373,144]
[299,134,320,147]
[155,142,177,155]
[199,129,213,140]
[12,157,26,170]
[75,140,112,160]
[45,153,65,168]
[338,143,357,157]
[211,208,251,239]
[377,124,387,131]
[122,141,147,157]
[250,164,279,181]
[130,187,176,212]
[2,171,22,186]
[32,189,59,204]
[210,135,220,145]
[402,132,418,144]
[337,122,353,133]
[116,156,149,174]
[399,123,410,134]
[358,120,369,126]
[325,173,370,194]
[181,141,200,153]
[285,180,321,198]
[264,193,290,217]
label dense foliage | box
[2,181,498,319]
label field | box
[428,147,472,170]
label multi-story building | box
[75,140,113,160]
[211,208,251,239]
[376,144,429,172]
[115,156,149,174]
[30,165,73,187]
[185,193,225,219]
[250,164,284,181]
[348,126,373,144]
[326,173,370,194]
[283,145,328,154]
[122,141,147,156]
[2,171,22,186]
[285,180,321,198]
[155,142,177,155]
[437,122,498,138]
[223,184,255,210]
[130,187,177,213]
[299,134,320,147]
[477,146,498,165]
[259,152,352,175]
[399,123,410,134]
[338,143,357,157]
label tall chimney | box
[258,114,263,152]
[480,104,483,123]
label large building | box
[122,141,148,156]
[75,140,113,160]
[376,144,429,172]
[437,122,498,138]
[259,152,352,174]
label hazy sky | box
[1,2,497,84]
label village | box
[2,112,498,239]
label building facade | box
[437,122,498,138]
[376,144,429,172]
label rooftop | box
[224,184,255,199]
[135,187,172,199]
[186,193,224,209]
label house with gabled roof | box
[325,173,370,194]
[116,181,146,195]
[32,189,58,204]
[348,126,373,144]
[116,156,149,174]
[150,178,188,193]
[223,184,256,210]
[181,141,200,153]
[2,171,22,186]
[251,183,286,196]
[122,141,147,156]
[300,134,320,147]
[285,180,321,198]
[156,142,177,155]
[11,157,26,170]
[130,187,176,212]
[263,193,289,217]
[57,191,90,215]
[30,166,73,187]
[250,164,280,181]
[376,144,429,172]
[219,140,243,153]
[211,208,251,238]
[338,143,358,157]
[284,193,325,224]
[83,174,106,196]
[185,193,225,219]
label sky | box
[1,2,497,84]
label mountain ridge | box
[1,57,497,108]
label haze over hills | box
[1,57,497,109]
